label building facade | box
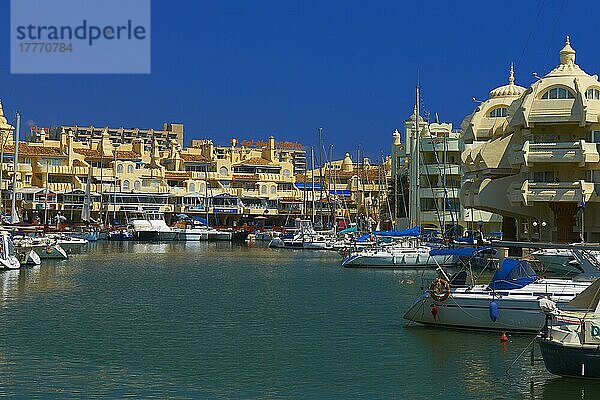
[0,103,306,226]
[393,108,502,234]
[461,37,600,242]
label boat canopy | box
[339,225,357,234]
[454,236,475,244]
[374,226,420,237]
[429,247,497,257]
[488,259,537,290]
[191,216,208,225]
[356,233,371,242]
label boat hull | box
[539,338,600,378]
[342,253,453,268]
[175,230,209,241]
[134,231,177,241]
[403,281,588,332]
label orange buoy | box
[500,331,508,342]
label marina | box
[4,0,600,396]
[0,241,598,398]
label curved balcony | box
[510,180,594,205]
[511,140,600,167]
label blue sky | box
[1,0,597,160]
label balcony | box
[511,141,600,167]
[420,164,461,175]
[419,187,460,199]
[419,139,462,153]
[509,180,594,205]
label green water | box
[0,242,599,399]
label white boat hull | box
[342,250,454,268]
[403,280,590,332]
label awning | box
[429,247,497,257]
[330,189,351,196]
[295,183,321,190]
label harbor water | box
[0,242,599,398]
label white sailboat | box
[403,249,600,332]
[0,231,20,269]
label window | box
[489,107,507,118]
[200,183,206,193]
[531,171,556,183]
[116,164,123,174]
[189,183,196,192]
[261,185,267,194]
[219,166,229,176]
[23,158,32,164]
[122,180,130,190]
[127,164,134,174]
[541,87,575,99]
[586,88,600,100]
[24,175,32,184]
[270,186,276,195]
[134,180,141,191]
[282,169,291,178]
[592,131,600,144]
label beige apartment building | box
[461,37,600,242]
[392,109,501,235]
[54,123,184,153]
[0,104,305,226]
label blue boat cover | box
[191,216,208,225]
[356,233,371,242]
[454,236,475,244]
[429,247,497,257]
[374,226,420,237]
[488,258,537,290]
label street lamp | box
[532,221,547,242]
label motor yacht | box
[129,212,177,241]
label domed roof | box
[341,152,353,172]
[545,36,589,77]
[405,106,424,123]
[489,64,526,98]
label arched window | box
[261,185,267,194]
[219,166,228,176]
[282,169,291,178]
[122,179,130,191]
[200,183,206,193]
[270,185,276,195]
[489,107,507,118]
[189,182,196,192]
[541,87,575,99]
[127,164,134,174]
[134,180,141,191]
[586,88,600,100]
[116,164,123,174]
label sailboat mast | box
[410,85,421,228]
[10,112,20,224]
[310,146,316,225]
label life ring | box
[429,278,451,303]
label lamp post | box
[532,221,547,242]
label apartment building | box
[461,37,600,242]
[393,108,501,234]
